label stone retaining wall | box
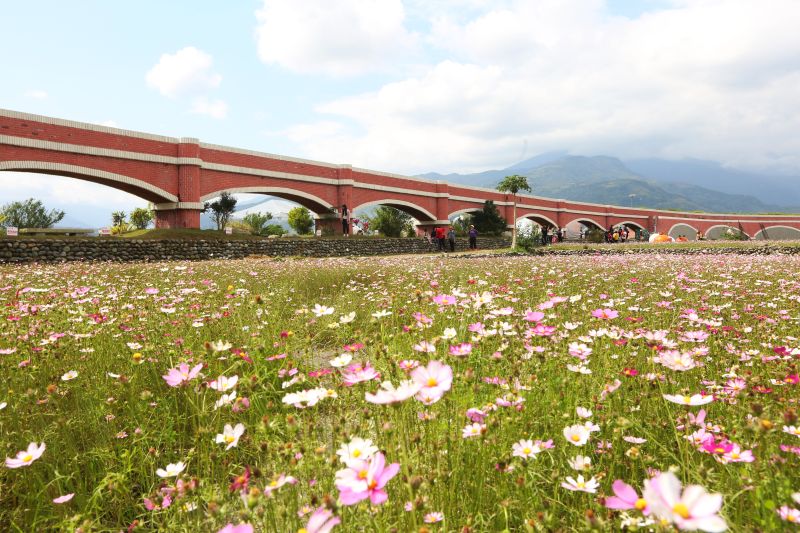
[0,237,511,263]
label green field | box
[1,254,799,531]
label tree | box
[130,207,154,230]
[204,192,237,230]
[287,206,314,235]
[242,212,273,236]
[497,174,532,248]
[368,206,413,237]
[111,211,127,227]
[0,198,65,228]
[471,201,506,236]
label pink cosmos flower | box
[413,340,437,353]
[512,439,540,459]
[523,310,545,322]
[424,511,444,523]
[162,363,203,387]
[340,362,380,386]
[52,493,74,504]
[462,422,486,438]
[777,505,800,523]
[663,393,714,406]
[642,471,726,532]
[5,442,45,468]
[303,507,341,532]
[411,360,452,404]
[561,474,599,493]
[365,380,421,404]
[449,342,473,357]
[217,524,253,533]
[605,480,650,514]
[335,452,400,506]
[591,308,619,320]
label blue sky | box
[2,0,800,226]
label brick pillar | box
[336,166,354,235]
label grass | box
[1,254,799,531]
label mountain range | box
[421,154,800,214]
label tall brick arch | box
[2,108,800,237]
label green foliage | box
[471,200,506,236]
[287,206,314,235]
[451,214,473,237]
[111,211,127,227]
[497,174,532,196]
[0,198,65,228]
[367,206,414,237]
[129,207,154,230]
[515,223,542,251]
[241,212,274,236]
[203,192,238,230]
[262,223,287,236]
[720,228,749,241]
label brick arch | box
[352,199,437,222]
[448,207,483,220]
[569,217,606,231]
[706,224,750,240]
[200,187,333,214]
[753,225,800,240]
[518,213,558,228]
[617,220,646,231]
[668,222,698,239]
[0,161,178,203]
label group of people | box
[541,226,567,245]
[424,225,479,252]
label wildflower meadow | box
[1,254,799,532]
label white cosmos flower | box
[312,304,334,317]
[568,455,592,471]
[209,340,232,352]
[663,393,714,406]
[214,391,236,410]
[372,309,392,319]
[209,375,238,392]
[339,312,356,324]
[576,407,593,419]
[330,354,353,368]
[156,461,186,478]
[441,327,457,340]
[563,424,591,446]
[215,423,245,450]
[336,437,378,466]
[61,370,78,381]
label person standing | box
[340,204,349,235]
[447,227,456,252]
[436,227,446,252]
[468,224,478,250]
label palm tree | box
[497,174,532,248]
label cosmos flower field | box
[1,254,799,532]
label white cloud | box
[145,47,222,98]
[255,0,418,76]
[25,89,48,100]
[190,97,228,119]
[281,0,800,175]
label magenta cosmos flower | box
[642,471,726,532]
[5,442,45,468]
[162,363,203,387]
[410,360,452,404]
[217,524,253,533]
[303,507,341,533]
[334,452,400,506]
[591,308,619,320]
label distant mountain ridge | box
[421,154,800,214]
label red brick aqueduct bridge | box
[2,108,800,240]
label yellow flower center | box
[571,434,581,442]
[225,435,235,443]
[523,447,531,455]
[23,454,33,463]
[352,449,361,458]
[714,447,725,454]
[731,452,740,459]
[368,480,378,490]
[427,377,438,387]
[635,498,647,511]
[673,502,690,519]
[576,481,585,488]
[270,480,278,487]
[788,514,796,522]
[299,529,309,533]
[358,469,368,480]
[683,396,692,404]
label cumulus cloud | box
[255,0,418,76]
[145,46,222,98]
[24,89,48,100]
[280,0,800,175]
[190,97,228,119]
